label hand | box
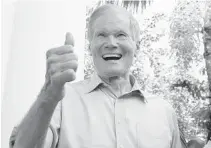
[44,32,78,101]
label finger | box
[52,69,76,86]
[46,45,74,58]
[49,60,78,75]
[64,32,74,46]
[58,60,78,72]
[47,53,78,67]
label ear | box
[134,41,140,58]
[88,44,92,56]
[136,41,140,50]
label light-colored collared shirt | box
[10,73,182,148]
[204,140,211,148]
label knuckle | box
[70,60,78,65]
[67,69,74,74]
[61,45,74,53]
[49,65,57,75]
[47,55,60,66]
[67,61,78,70]
[64,45,74,50]
[68,53,78,61]
[68,71,76,80]
[74,54,78,61]
[72,61,78,68]
[46,50,51,58]
[66,69,75,78]
[47,57,54,65]
[46,48,55,57]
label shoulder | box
[144,93,179,130]
[204,140,211,148]
[64,78,91,94]
[144,93,177,117]
[145,93,174,110]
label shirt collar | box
[129,75,148,103]
[85,72,104,93]
[85,73,147,103]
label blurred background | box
[2,0,211,148]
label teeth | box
[102,54,121,58]
[102,54,122,61]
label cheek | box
[120,40,136,56]
[90,40,104,56]
[90,44,99,57]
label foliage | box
[169,0,210,141]
[169,0,203,70]
[84,0,210,142]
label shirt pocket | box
[136,122,171,148]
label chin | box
[103,69,127,77]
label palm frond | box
[122,0,153,13]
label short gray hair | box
[87,4,141,44]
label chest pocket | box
[136,121,171,148]
[126,110,172,148]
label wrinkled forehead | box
[91,4,130,19]
[89,4,131,27]
[93,12,130,30]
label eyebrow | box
[95,29,129,35]
[95,30,108,34]
[116,30,128,34]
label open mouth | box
[102,54,122,61]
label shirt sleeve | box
[9,101,62,148]
[163,101,183,148]
[171,111,183,148]
[179,130,187,148]
[204,140,211,148]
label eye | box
[97,33,106,37]
[117,33,126,38]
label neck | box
[100,73,132,97]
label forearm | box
[14,85,60,148]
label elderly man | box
[10,4,182,148]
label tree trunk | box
[203,2,211,103]
[203,1,211,142]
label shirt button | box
[117,120,120,124]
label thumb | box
[64,32,74,46]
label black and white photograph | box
[2,0,211,148]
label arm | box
[12,85,61,148]
[162,100,183,148]
[204,140,211,148]
[12,32,77,148]
[170,108,183,148]
[179,129,187,148]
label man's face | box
[89,10,137,78]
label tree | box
[169,0,211,142]
[203,0,211,100]
[202,1,211,142]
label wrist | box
[40,81,64,103]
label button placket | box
[114,97,125,148]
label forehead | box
[92,10,131,33]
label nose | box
[105,35,118,49]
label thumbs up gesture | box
[44,32,78,101]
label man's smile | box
[102,53,122,61]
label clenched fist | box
[44,32,78,101]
